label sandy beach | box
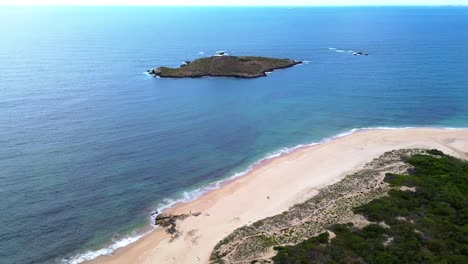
[90,128,468,264]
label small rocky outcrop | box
[155,213,187,234]
[354,51,369,56]
[147,68,160,75]
[154,212,202,236]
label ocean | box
[0,6,467,264]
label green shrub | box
[273,151,468,264]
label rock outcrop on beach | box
[155,214,187,235]
[148,56,302,79]
[155,212,201,239]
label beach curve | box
[83,127,468,264]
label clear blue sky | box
[1,0,467,6]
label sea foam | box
[65,232,150,264]
[64,126,464,263]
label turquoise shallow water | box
[0,6,468,264]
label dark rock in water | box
[148,68,161,77]
[354,52,369,56]
[148,68,159,75]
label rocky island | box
[148,55,302,78]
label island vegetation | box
[148,55,302,79]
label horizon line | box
[2,4,467,6]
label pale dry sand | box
[90,128,468,264]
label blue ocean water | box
[0,6,468,264]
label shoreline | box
[77,127,468,264]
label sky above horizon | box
[1,0,467,6]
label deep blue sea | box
[0,6,468,264]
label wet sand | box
[90,128,468,264]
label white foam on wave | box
[302,60,311,64]
[64,125,466,263]
[198,51,204,55]
[65,231,151,264]
[336,49,346,53]
[328,47,337,50]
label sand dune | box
[90,128,468,264]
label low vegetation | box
[210,149,421,263]
[148,56,301,78]
[273,151,468,263]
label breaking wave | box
[63,126,465,263]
